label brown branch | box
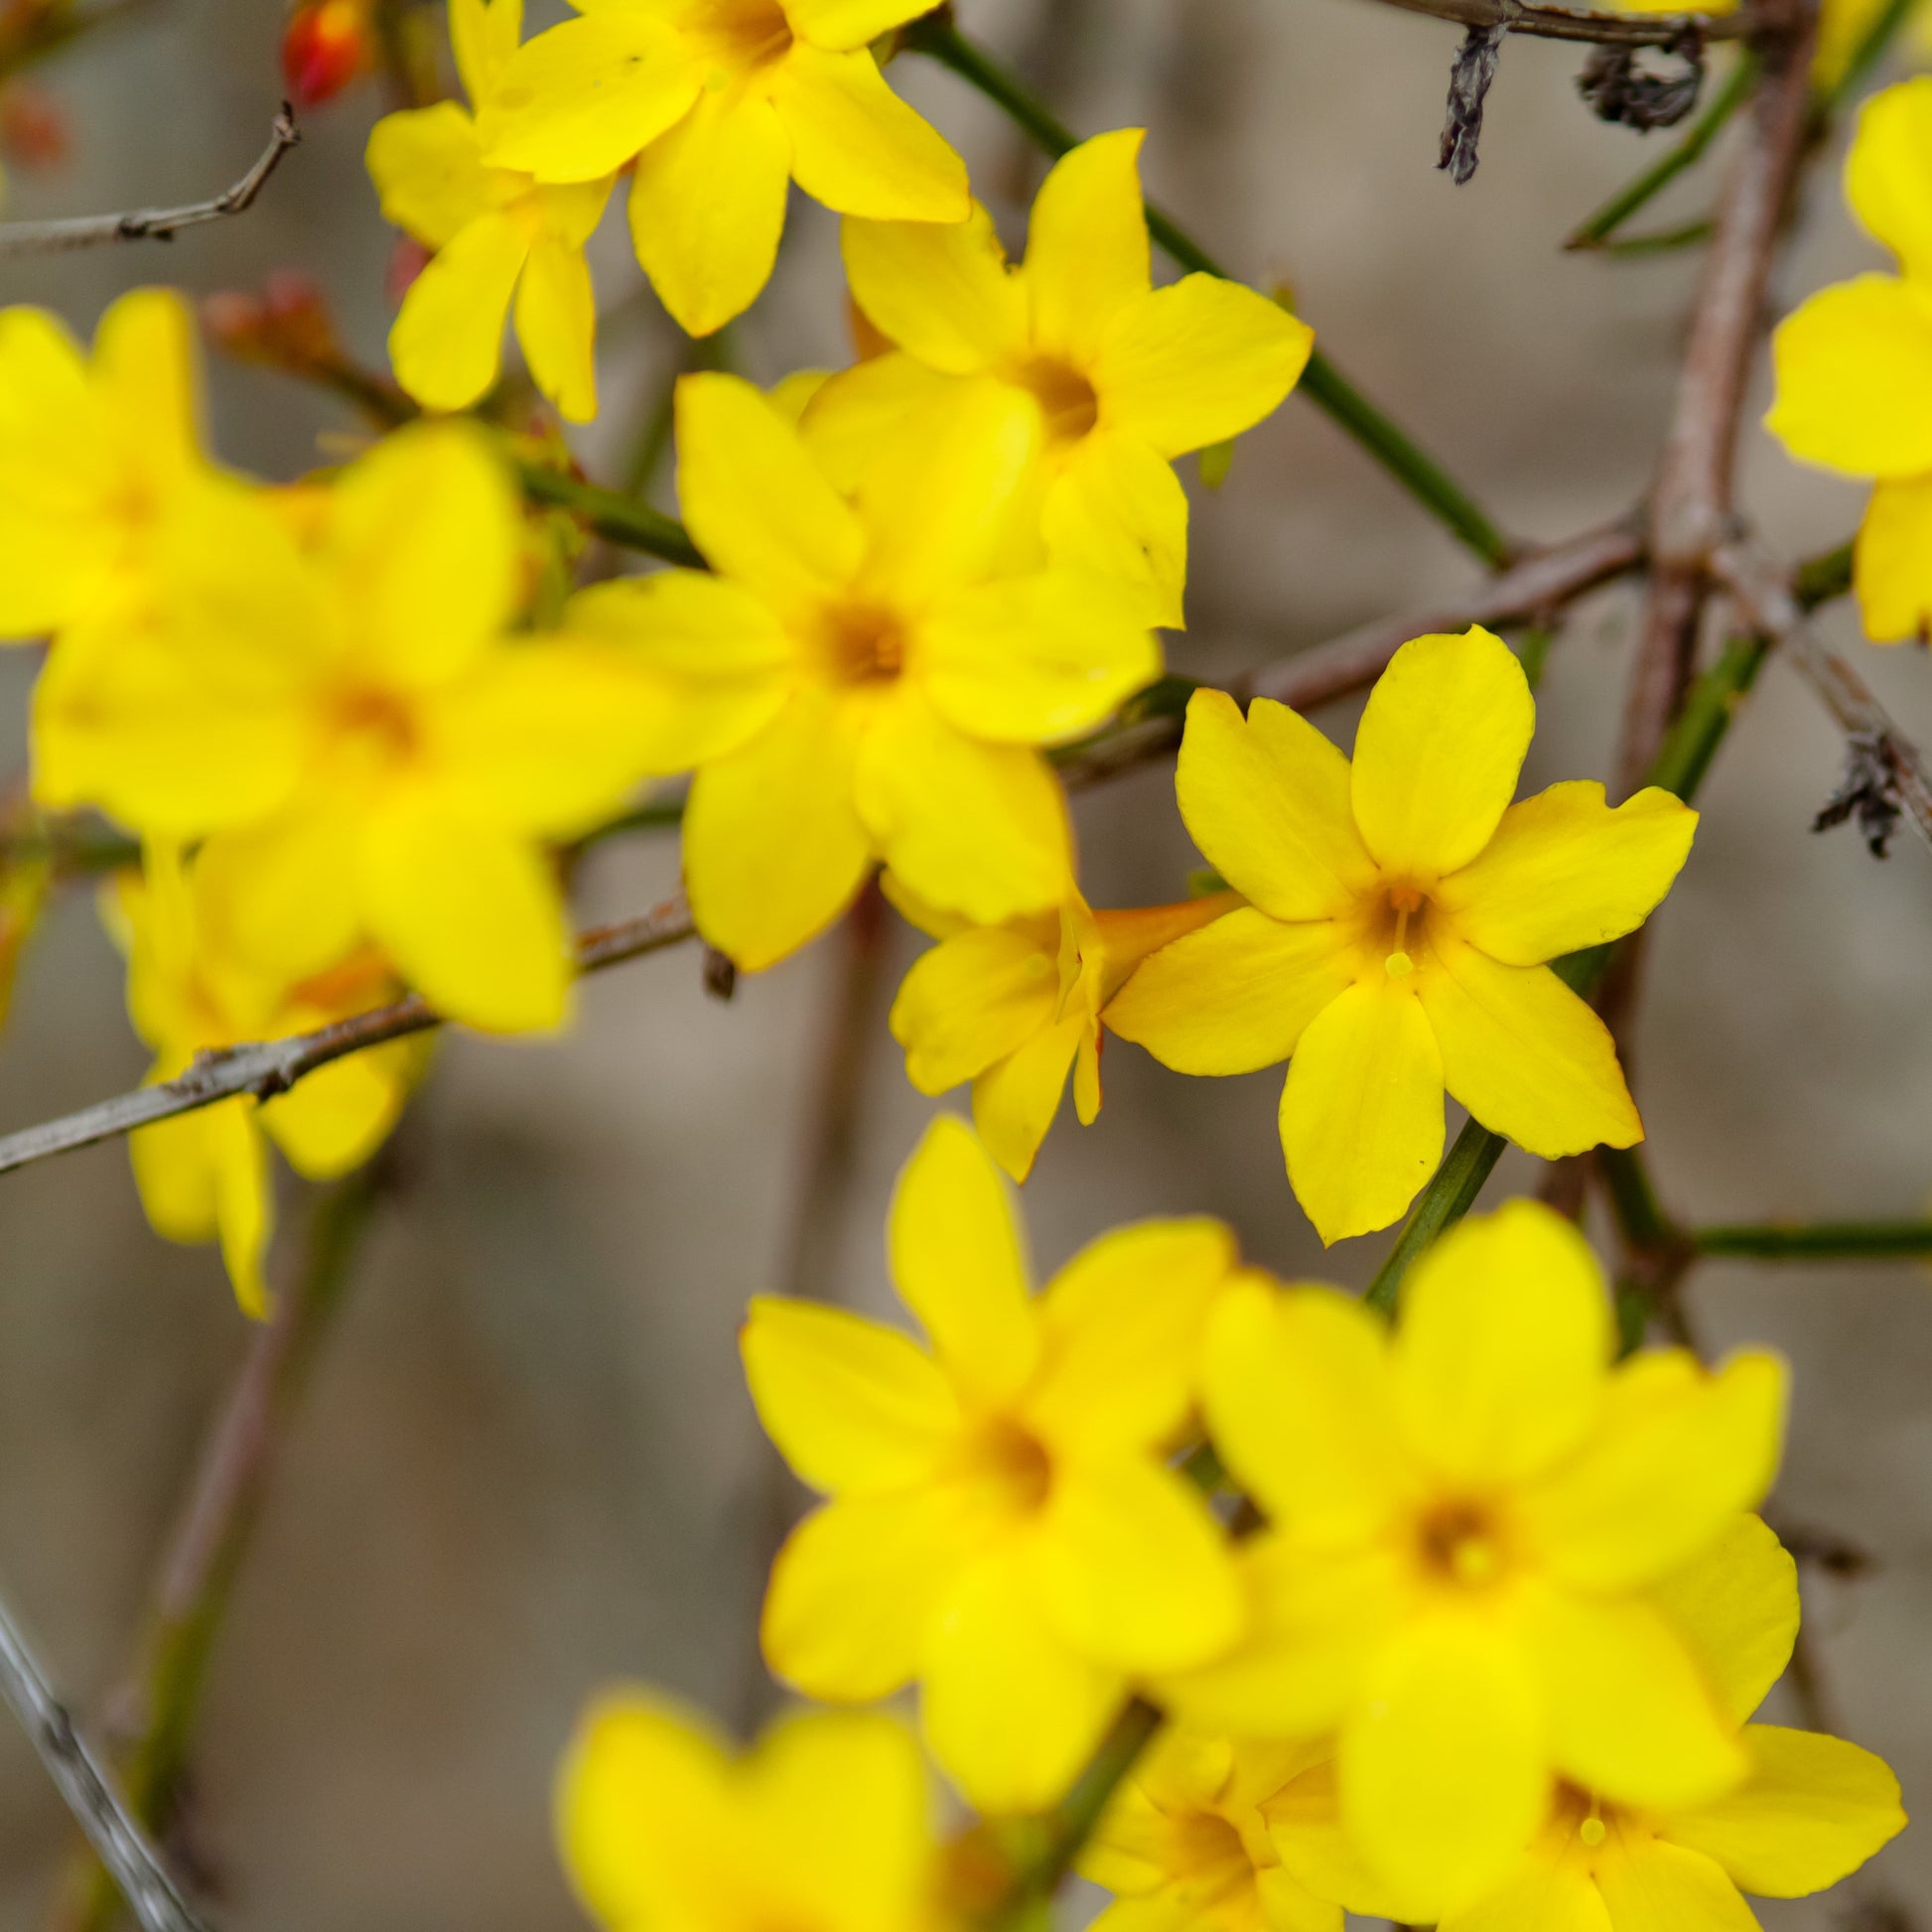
[1363,0,1754,46]
[0,108,298,257]
[0,895,694,1183]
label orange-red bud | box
[280,0,370,107]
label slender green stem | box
[1794,539,1853,610]
[1696,1219,1932,1259]
[1596,219,1717,258]
[898,15,1514,569]
[1598,1145,1680,1253]
[516,464,705,569]
[1566,56,1754,251]
[1646,633,1770,801]
[1363,1123,1509,1315]
[1820,0,1921,113]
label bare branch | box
[0,1591,210,1932]
[0,108,299,258]
[0,895,694,1184]
[1363,0,1752,48]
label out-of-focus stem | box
[1696,1219,1932,1258]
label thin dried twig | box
[0,107,298,257]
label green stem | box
[1696,1220,1932,1259]
[1565,56,1754,252]
[1363,1122,1509,1316]
[1596,219,1717,258]
[1820,0,1921,113]
[1598,1145,1680,1252]
[1794,539,1853,611]
[516,464,705,569]
[898,15,1514,569]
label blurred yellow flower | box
[563,372,1159,971]
[813,129,1312,627]
[558,1691,949,1932]
[1106,627,1697,1243]
[109,844,418,1315]
[744,1114,1243,1812]
[38,423,660,1033]
[1159,1200,1788,1919]
[0,287,209,644]
[478,0,968,338]
[1767,77,1932,641]
[887,878,1239,1181]
[366,0,615,422]
[1436,1515,1905,1932]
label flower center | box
[1018,356,1100,445]
[962,1416,1053,1515]
[1417,1499,1505,1587]
[820,602,907,685]
[329,683,420,764]
[1377,882,1432,979]
[695,0,793,73]
[1170,1812,1253,1894]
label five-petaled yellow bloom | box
[478,0,969,338]
[743,1114,1243,1812]
[888,880,1239,1181]
[564,372,1160,971]
[1107,626,1698,1243]
[1159,1200,1787,1919]
[558,1691,948,1932]
[812,129,1313,628]
[110,844,419,1316]
[1766,77,1932,641]
[367,0,615,422]
[38,423,661,1034]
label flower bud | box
[280,0,370,107]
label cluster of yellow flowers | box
[0,0,1918,1921]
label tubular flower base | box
[812,128,1313,628]
[1157,1200,1788,1920]
[743,1114,1245,1813]
[1106,626,1698,1243]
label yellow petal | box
[1649,1513,1798,1726]
[683,684,873,971]
[1022,128,1152,363]
[0,308,102,634]
[365,102,496,250]
[1845,75,1932,281]
[515,230,602,421]
[674,371,865,610]
[1203,1280,1406,1533]
[887,1113,1037,1405]
[1854,473,1932,642]
[261,1048,410,1178]
[785,0,942,49]
[1281,978,1444,1246]
[480,11,698,179]
[1418,935,1641,1158]
[1174,690,1378,922]
[771,43,968,221]
[92,287,204,496]
[762,1490,972,1701]
[797,350,964,490]
[1104,906,1354,1075]
[1394,1198,1612,1484]
[739,1295,959,1492]
[1435,781,1698,966]
[1436,1837,1615,1932]
[628,89,789,338]
[129,1105,220,1245]
[840,203,1023,374]
[1094,275,1313,458]
[1255,1864,1346,1932]
[1266,1757,1417,1922]
[450,0,522,102]
[360,803,571,1033]
[1035,1457,1243,1671]
[890,921,1060,1094]
[1027,1217,1237,1450]
[971,1009,1086,1181]
[1039,430,1189,630]
[1519,1347,1788,1590]
[1339,1611,1547,1918]
[920,567,1159,744]
[1519,1584,1746,1808]
[389,211,529,412]
[209,1098,274,1318]
[1091,891,1242,1002]
[921,1550,1125,1813]
[1764,275,1932,479]
[854,694,1072,924]
[193,811,364,983]
[1350,626,1533,881]
[1663,1725,1906,1897]
[1590,1830,1759,1932]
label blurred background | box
[0,0,1926,1924]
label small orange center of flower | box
[1018,357,1100,445]
[697,0,793,71]
[330,684,421,764]
[1376,881,1432,979]
[963,1417,1053,1515]
[1171,1812,1253,1893]
[820,603,907,685]
[1418,1499,1505,1587]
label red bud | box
[280,0,369,107]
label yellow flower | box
[743,1114,1244,1812]
[0,287,208,643]
[1436,1515,1906,1932]
[476,0,968,339]
[108,844,418,1315]
[1766,77,1932,641]
[887,877,1240,1181]
[810,129,1313,628]
[558,1691,949,1932]
[1157,1201,1787,1917]
[1105,627,1697,1243]
[37,423,661,1033]
[1081,1732,1347,1932]
[561,372,1160,971]
[366,0,615,422]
